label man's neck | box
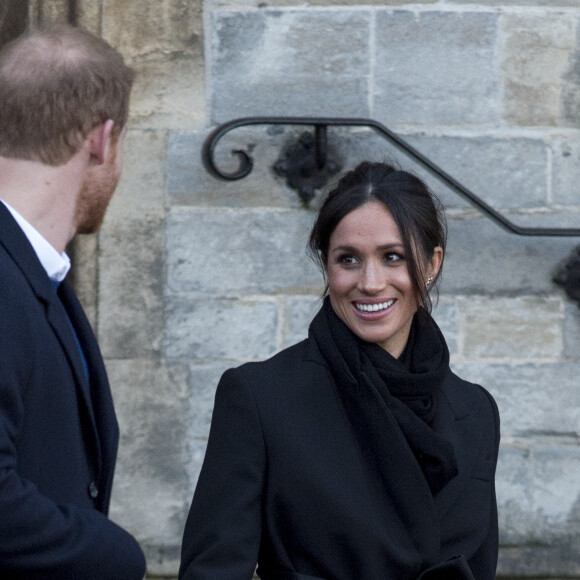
[0,155,84,253]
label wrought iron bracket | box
[201,116,580,304]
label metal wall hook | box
[273,130,340,204]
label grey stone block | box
[404,134,548,211]
[552,136,580,206]
[501,13,577,126]
[563,301,580,360]
[166,208,321,296]
[460,295,563,360]
[450,362,580,438]
[373,10,500,126]
[185,362,235,439]
[210,9,371,122]
[498,544,580,578]
[442,214,578,295]
[281,294,324,348]
[107,129,167,223]
[166,297,279,361]
[168,128,317,208]
[431,299,458,356]
[98,215,166,358]
[107,359,191,544]
[496,442,580,547]
[495,442,580,558]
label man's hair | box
[0,25,134,166]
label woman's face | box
[325,201,442,358]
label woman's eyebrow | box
[330,243,404,254]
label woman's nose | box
[358,262,385,294]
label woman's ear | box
[427,246,444,281]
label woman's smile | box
[354,299,396,314]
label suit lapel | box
[0,204,102,474]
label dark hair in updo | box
[308,161,447,312]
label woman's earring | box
[426,276,434,288]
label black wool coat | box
[180,329,500,580]
[0,204,145,579]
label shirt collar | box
[0,199,71,282]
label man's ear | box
[88,119,115,165]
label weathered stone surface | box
[451,362,580,437]
[210,9,371,122]
[168,128,317,208]
[98,215,166,358]
[184,363,234,439]
[102,0,202,57]
[563,302,580,360]
[106,359,191,575]
[214,0,437,6]
[373,10,500,126]
[0,0,27,44]
[75,0,102,33]
[501,13,577,126]
[100,0,205,130]
[552,136,580,206]
[496,443,580,574]
[442,215,578,295]
[166,297,279,361]
[281,295,323,348]
[167,208,320,296]
[29,0,69,26]
[460,296,563,360]
[107,129,167,222]
[455,0,580,5]
[404,134,548,211]
[431,300,458,356]
[70,234,99,328]
[495,441,580,549]
[562,20,580,127]
[128,54,206,131]
[169,125,550,213]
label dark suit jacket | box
[180,334,500,580]
[0,204,145,579]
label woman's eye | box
[339,255,359,265]
[385,252,404,263]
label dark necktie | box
[50,278,90,382]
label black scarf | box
[309,297,458,496]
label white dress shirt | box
[1,199,71,282]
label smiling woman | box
[179,161,501,580]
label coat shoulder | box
[443,371,500,448]
[222,338,329,400]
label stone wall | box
[10,0,580,578]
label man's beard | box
[74,150,119,235]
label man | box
[0,25,146,579]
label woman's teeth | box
[355,300,394,312]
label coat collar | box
[0,204,104,476]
